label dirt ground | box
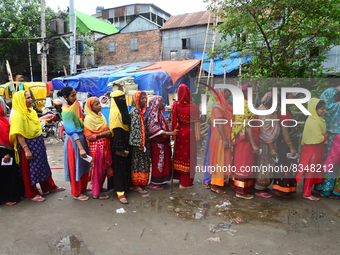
[0,139,339,255]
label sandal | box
[211,187,227,195]
[73,194,89,201]
[202,182,210,189]
[255,192,272,198]
[235,193,254,200]
[147,185,164,190]
[118,195,128,204]
[302,195,320,201]
[50,187,66,193]
[133,188,148,194]
[93,194,109,200]
[320,193,340,199]
[30,196,45,202]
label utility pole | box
[69,0,77,74]
[41,0,47,83]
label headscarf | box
[109,90,129,136]
[62,99,84,135]
[240,84,249,100]
[302,98,327,145]
[231,98,255,142]
[146,96,169,138]
[320,87,340,133]
[261,92,272,108]
[0,97,13,149]
[171,84,200,131]
[84,97,109,137]
[9,91,42,163]
[211,88,224,109]
[132,91,147,147]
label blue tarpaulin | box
[193,51,253,75]
[51,62,195,106]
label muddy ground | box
[0,138,339,254]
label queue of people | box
[1,83,340,206]
[204,85,340,201]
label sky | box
[45,0,209,16]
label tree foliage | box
[0,0,56,82]
[206,0,340,78]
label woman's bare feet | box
[1,201,17,206]
[179,184,193,189]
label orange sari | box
[209,89,233,187]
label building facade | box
[95,16,162,66]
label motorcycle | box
[39,98,64,140]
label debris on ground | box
[116,208,126,214]
[209,223,237,236]
[207,236,221,242]
[184,233,189,240]
[142,194,150,198]
[258,210,269,218]
[195,212,204,220]
[215,201,231,209]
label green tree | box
[0,0,57,83]
[206,0,340,78]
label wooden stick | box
[170,135,177,193]
[6,60,15,93]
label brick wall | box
[95,30,162,66]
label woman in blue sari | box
[315,86,340,198]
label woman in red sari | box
[297,98,327,201]
[229,84,260,199]
[171,84,200,189]
[209,89,233,194]
[146,96,178,189]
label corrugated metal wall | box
[162,26,230,60]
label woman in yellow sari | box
[9,91,65,202]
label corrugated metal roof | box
[160,11,220,30]
[76,11,119,35]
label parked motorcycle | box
[39,98,64,139]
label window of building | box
[109,42,115,53]
[76,40,83,55]
[130,38,138,51]
[170,50,178,60]
[182,38,190,49]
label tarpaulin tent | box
[134,60,201,84]
[193,51,253,75]
[51,70,111,96]
[52,61,200,105]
